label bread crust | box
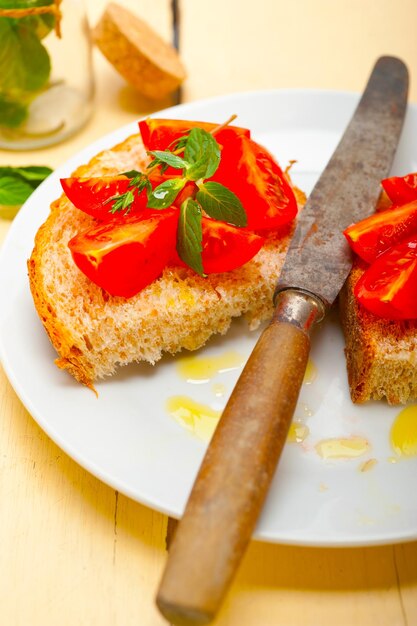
[340,260,417,405]
[28,133,302,387]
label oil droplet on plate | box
[303,359,317,385]
[166,396,221,441]
[390,405,417,458]
[315,436,370,460]
[287,423,310,443]
[359,458,377,472]
[176,351,245,383]
[212,383,226,397]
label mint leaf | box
[0,18,51,93]
[19,13,55,39]
[0,1,54,8]
[0,176,34,205]
[122,169,143,178]
[147,150,189,171]
[1,165,52,182]
[177,199,205,276]
[196,181,247,227]
[147,178,186,209]
[0,93,27,128]
[109,190,135,214]
[184,128,220,181]
[0,165,52,213]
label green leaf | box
[177,198,205,276]
[147,150,189,170]
[147,178,186,209]
[196,181,247,227]
[0,165,52,182]
[184,128,220,181]
[19,13,55,39]
[0,1,53,8]
[0,93,27,128]
[109,190,135,214]
[122,169,143,179]
[0,18,51,93]
[0,175,34,205]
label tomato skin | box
[201,217,265,274]
[68,209,178,298]
[344,200,417,263]
[355,237,417,319]
[382,173,417,204]
[61,173,182,221]
[61,176,135,219]
[139,118,250,151]
[210,136,297,231]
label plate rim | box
[1,87,417,548]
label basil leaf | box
[0,166,52,214]
[121,169,142,178]
[19,13,55,39]
[4,165,52,182]
[177,199,205,276]
[0,1,53,8]
[0,176,34,206]
[0,19,51,93]
[196,181,247,227]
[0,94,27,128]
[147,178,186,209]
[147,150,189,170]
[184,128,220,181]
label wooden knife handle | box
[156,290,325,626]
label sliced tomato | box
[355,237,417,319]
[382,172,417,204]
[68,209,178,298]
[60,172,186,221]
[210,135,297,230]
[138,118,250,151]
[201,217,265,274]
[344,200,417,263]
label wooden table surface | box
[1,1,417,624]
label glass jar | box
[0,0,94,150]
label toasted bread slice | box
[28,133,304,387]
[339,261,417,405]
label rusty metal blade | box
[277,56,408,307]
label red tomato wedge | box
[68,209,178,298]
[344,200,417,263]
[382,172,417,204]
[355,237,417,319]
[60,173,188,221]
[201,217,265,274]
[139,118,250,151]
[61,175,134,219]
[210,135,297,230]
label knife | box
[156,56,409,626]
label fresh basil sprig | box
[0,165,52,218]
[196,181,246,227]
[177,198,205,276]
[105,122,248,275]
[147,178,186,209]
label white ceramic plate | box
[1,90,417,547]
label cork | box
[93,2,186,100]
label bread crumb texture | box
[28,133,298,386]
[340,260,417,405]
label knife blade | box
[156,56,409,626]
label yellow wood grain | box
[181,0,417,104]
[1,0,417,625]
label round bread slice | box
[28,133,303,387]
